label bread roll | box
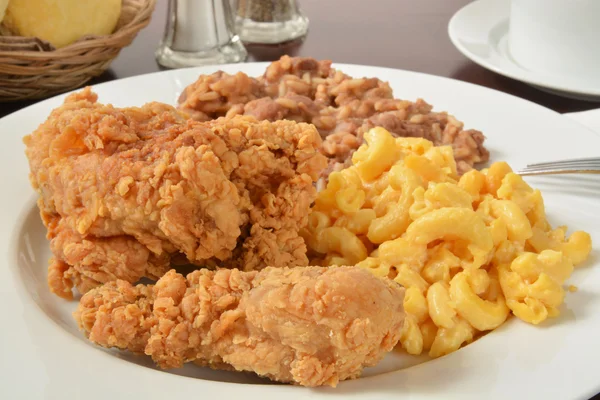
[4,0,122,48]
[0,0,8,24]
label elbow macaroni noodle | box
[304,127,592,358]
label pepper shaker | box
[233,0,309,44]
[156,0,247,69]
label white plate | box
[1,63,600,400]
[448,0,600,101]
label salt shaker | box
[233,0,309,44]
[156,0,247,69]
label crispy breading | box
[25,88,327,299]
[74,266,405,387]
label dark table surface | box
[2,1,599,397]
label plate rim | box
[2,61,600,400]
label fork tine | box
[527,157,600,167]
[529,161,600,168]
[516,156,600,176]
[518,166,600,176]
[524,161,600,171]
[522,162,600,170]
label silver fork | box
[517,157,600,176]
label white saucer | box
[448,0,600,101]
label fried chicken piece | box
[74,266,405,387]
[24,88,327,299]
[178,56,490,181]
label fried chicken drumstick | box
[24,88,327,299]
[74,266,405,387]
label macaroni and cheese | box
[303,127,592,358]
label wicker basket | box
[0,0,156,101]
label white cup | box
[508,0,600,78]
